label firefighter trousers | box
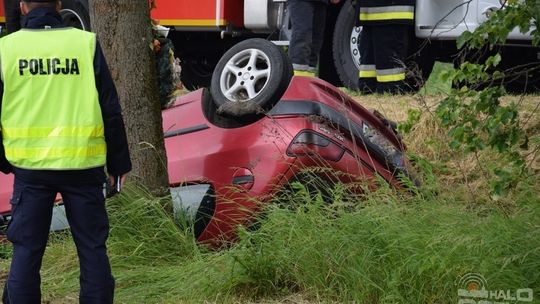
[358,24,411,94]
[288,0,327,73]
[2,177,114,304]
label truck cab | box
[415,0,532,41]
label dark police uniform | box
[288,0,330,76]
[357,0,415,93]
[0,3,131,304]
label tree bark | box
[89,0,169,193]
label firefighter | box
[288,0,341,76]
[0,0,131,303]
[356,0,415,94]
[2,0,22,33]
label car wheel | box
[60,0,90,31]
[210,38,293,116]
[332,0,360,91]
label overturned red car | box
[1,39,416,245]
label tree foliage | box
[457,0,540,48]
[419,1,540,196]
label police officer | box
[356,0,415,93]
[0,0,132,303]
[288,0,341,76]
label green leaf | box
[485,54,502,68]
[457,31,473,49]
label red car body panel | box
[0,174,13,221]
[162,77,409,245]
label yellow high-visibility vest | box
[0,27,106,170]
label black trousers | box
[2,177,114,304]
[288,0,327,71]
[358,24,410,93]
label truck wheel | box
[180,58,214,91]
[210,38,293,116]
[60,0,90,30]
[332,0,360,91]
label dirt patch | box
[217,101,265,117]
[43,294,79,304]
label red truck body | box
[151,0,243,28]
[0,0,244,27]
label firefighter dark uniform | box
[2,0,22,33]
[288,0,330,76]
[0,2,131,304]
[356,0,415,93]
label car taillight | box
[287,130,345,162]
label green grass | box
[3,173,534,303]
[2,163,538,303]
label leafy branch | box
[431,1,538,196]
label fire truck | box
[1,0,538,91]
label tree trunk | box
[89,0,169,194]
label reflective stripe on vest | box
[359,5,415,22]
[0,28,106,170]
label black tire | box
[180,58,215,91]
[332,0,360,91]
[210,38,293,115]
[60,0,90,31]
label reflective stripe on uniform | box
[376,67,406,82]
[360,70,377,78]
[359,64,377,78]
[359,6,415,14]
[294,70,316,77]
[359,5,415,21]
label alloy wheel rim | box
[220,48,272,102]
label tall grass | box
[14,170,533,303]
[227,179,540,303]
